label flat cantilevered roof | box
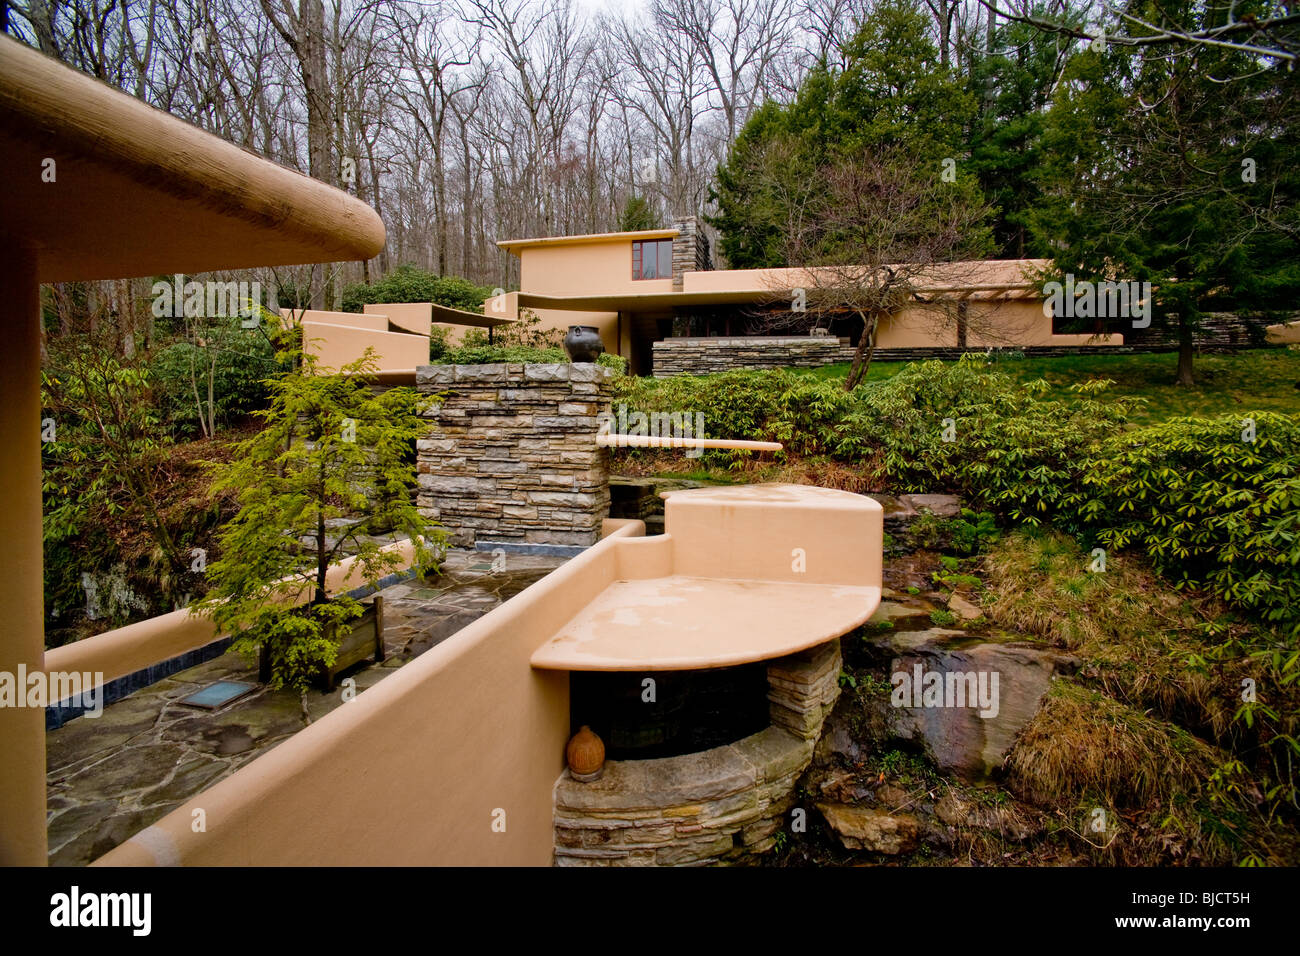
[0,35,385,283]
[431,301,515,328]
[515,282,1043,314]
[498,228,678,253]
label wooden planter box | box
[259,596,385,691]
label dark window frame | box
[632,239,673,280]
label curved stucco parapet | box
[530,573,878,671]
[531,484,882,671]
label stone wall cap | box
[555,738,757,811]
[523,363,572,381]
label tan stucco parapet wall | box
[95,519,646,867]
[679,259,1051,298]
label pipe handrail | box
[596,433,782,452]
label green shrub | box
[429,326,449,361]
[858,357,1134,522]
[598,353,628,376]
[1078,412,1300,638]
[950,508,999,555]
[196,345,443,693]
[433,346,628,370]
[340,265,492,313]
[437,345,568,365]
[149,317,277,438]
[42,346,197,628]
[461,308,564,350]
[611,368,858,465]
[611,359,1299,640]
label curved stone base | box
[553,639,841,866]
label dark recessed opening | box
[571,663,770,760]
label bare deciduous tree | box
[753,141,995,389]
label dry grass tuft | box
[1003,681,1264,864]
[1005,681,1219,809]
[984,528,1300,864]
[981,528,1246,743]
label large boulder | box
[863,628,1078,782]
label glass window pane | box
[658,240,672,279]
[632,242,643,279]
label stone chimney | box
[671,215,712,291]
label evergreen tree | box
[617,195,660,232]
[967,14,1075,258]
[196,338,443,694]
[1031,2,1300,385]
[710,0,985,268]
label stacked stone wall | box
[553,639,841,866]
[415,363,611,549]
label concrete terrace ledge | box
[531,484,882,671]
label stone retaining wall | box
[651,314,1291,377]
[415,363,611,549]
[1127,311,1290,350]
[653,335,847,377]
[553,639,840,866]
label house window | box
[632,239,673,280]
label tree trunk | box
[298,0,329,310]
[119,278,136,358]
[844,310,880,391]
[207,352,217,436]
[1176,319,1195,387]
[316,455,328,604]
[189,328,209,439]
[29,0,58,54]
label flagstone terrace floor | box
[44,550,567,866]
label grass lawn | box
[797,348,1300,425]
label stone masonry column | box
[671,216,711,292]
[415,363,612,551]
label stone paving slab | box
[45,549,565,866]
